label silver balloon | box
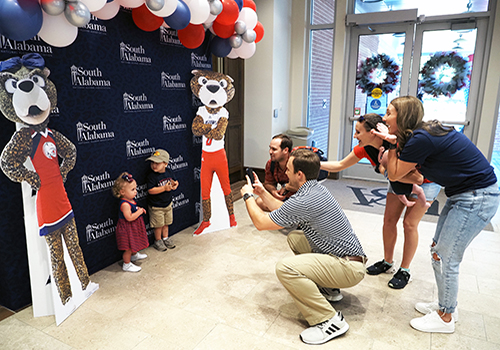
[41,0,66,16]
[234,21,247,35]
[146,0,165,12]
[242,29,257,43]
[210,0,223,16]
[64,1,91,27]
[229,34,243,49]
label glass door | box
[343,17,488,181]
[343,23,414,180]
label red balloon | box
[215,0,239,26]
[254,21,264,43]
[178,24,206,49]
[243,0,256,11]
[132,4,163,32]
[212,21,235,39]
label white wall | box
[244,0,293,169]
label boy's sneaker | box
[131,252,147,261]
[153,239,167,251]
[318,286,344,302]
[123,262,141,272]
[388,268,412,289]
[410,311,455,333]
[366,259,396,275]
[415,301,459,322]
[300,311,349,345]
[163,238,176,249]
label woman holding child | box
[373,95,499,333]
[321,113,441,289]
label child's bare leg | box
[123,249,132,263]
[162,225,169,239]
[413,184,431,208]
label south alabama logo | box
[161,72,186,90]
[1,35,53,54]
[172,192,189,209]
[123,92,154,112]
[81,15,107,34]
[191,53,211,69]
[76,121,114,144]
[81,171,114,195]
[120,42,152,65]
[159,26,181,46]
[71,65,111,89]
[163,115,186,133]
[86,218,115,243]
[169,154,188,171]
[43,142,57,159]
[126,139,155,159]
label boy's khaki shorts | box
[149,203,173,228]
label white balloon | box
[188,0,209,25]
[204,12,216,24]
[80,0,106,12]
[91,0,120,20]
[38,11,78,47]
[227,48,239,59]
[117,0,144,9]
[237,7,257,30]
[149,0,177,17]
[234,41,255,59]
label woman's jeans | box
[432,183,500,314]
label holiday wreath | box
[356,53,400,94]
[418,51,469,98]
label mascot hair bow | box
[0,53,45,73]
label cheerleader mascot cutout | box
[0,54,97,324]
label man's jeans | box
[431,183,500,314]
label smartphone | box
[246,167,254,182]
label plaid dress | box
[116,200,149,252]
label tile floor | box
[2,186,500,349]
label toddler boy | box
[146,149,179,251]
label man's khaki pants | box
[275,230,366,326]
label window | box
[306,0,335,155]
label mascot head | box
[0,53,57,128]
[190,70,234,109]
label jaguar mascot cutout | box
[191,70,237,235]
[0,53,92,306]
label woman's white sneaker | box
[410,310,455,333]
[415,301,458,322]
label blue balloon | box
[210,36,231,57]
[0,0,43,41]
[164,0,190,30]
[234,0,243,11]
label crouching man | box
[241,148,367,345]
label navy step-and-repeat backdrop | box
[0,10,210,310]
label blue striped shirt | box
[269,180,365,257]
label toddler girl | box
[112,172,149,272]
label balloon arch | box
[0,0,264,59]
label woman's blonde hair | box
[112,172,133,198]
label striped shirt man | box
[269,180,365,258]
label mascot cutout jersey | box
[191,70,237,235]
[0,54,96,310]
